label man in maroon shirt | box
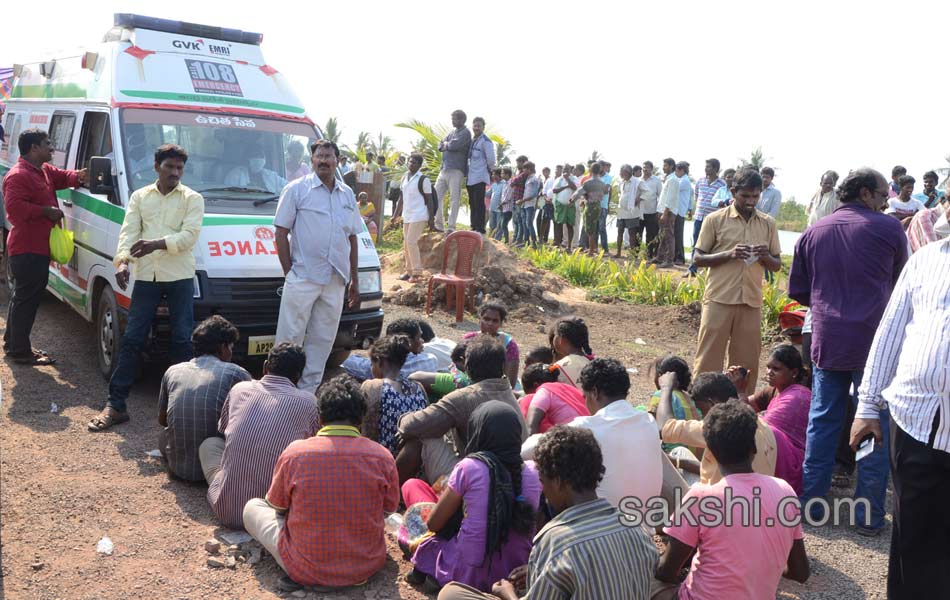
[2,129,86,365]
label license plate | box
[248,335,275,356]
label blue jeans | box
[801,368,891,530]
[488,210,502,237]
[688,219,703,274]
[522,205,538,245]
[512,205,524,243]
[494,211,513,242]
[108,279,195,413]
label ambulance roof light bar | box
[113,14,263,46]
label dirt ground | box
[0,241,890,599]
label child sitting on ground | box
[519,364,590,435]
[639,355,703,457]
[410,342,471,402]
[549,316,594,389]
[656,372,777,486]
[523,346,554,369]
[360,335,429,455]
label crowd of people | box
[3,116,949,599]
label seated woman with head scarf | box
[401,401,541,593]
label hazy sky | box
[4,0,947,204]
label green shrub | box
[521,246,792,330]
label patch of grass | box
[520,245,795,330]
[376,218,403,255]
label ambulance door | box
[47,111,81,305]
[74,110,119,317]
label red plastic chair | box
[425,231,484,322]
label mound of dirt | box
[382,233,571,317]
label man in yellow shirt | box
[88,144,204,431]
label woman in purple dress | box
[401,401,540,593]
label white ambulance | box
[0,13,384,377]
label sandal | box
[87,407,130,431]
[10,353,56,365]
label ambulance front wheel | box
[96,283,122,380]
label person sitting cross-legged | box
[652,400,810,600]
[438,426,658,600]
[656,372,777,488]
[158,315,251,481]
[199,342,318,529]
[396,335,526,485]
[243,375,399,593]
[360,335,429,455]
[402,401,541,593]
[521,358,662,510]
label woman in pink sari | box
[748,344,811,494]
[519,363,590,435]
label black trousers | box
[640,213,659,258]
[674,214,686,263]
[466,184,487,234]
[3,253,50,356]
[888,412,950,599]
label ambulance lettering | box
[207,226,278,257]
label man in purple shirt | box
[788,168,907,535]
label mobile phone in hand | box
[856,435,875,461]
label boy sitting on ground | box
[656,372,777,486]
[652,400,810,599]
[243,375,399,594]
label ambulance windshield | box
[120,108,317,213]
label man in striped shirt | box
[851,235,950,599]
[439,426,657,600]
[687,158,726,277]
[198,343,319,529]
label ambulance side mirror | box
[89,157,114,195]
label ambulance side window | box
[48,112,77,170]
[76,112,117,203]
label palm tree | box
[495,140,512,166]
[323,117,342,144]
[371,131,394,156]
[739,147,774,171]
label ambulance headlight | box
[357,270,381,295]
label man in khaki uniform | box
[692,168,781,393]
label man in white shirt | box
[225,145,287,194]
[852,237,950,598]
[522,358,663,510]
[615,164,642,259]
[807,170,840,226]
[553,163,580,251]
[637,161,663,260]
[653,158,680,268]
[394,152,436,282]
[273,140,363,393]
[539,165,559,244]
